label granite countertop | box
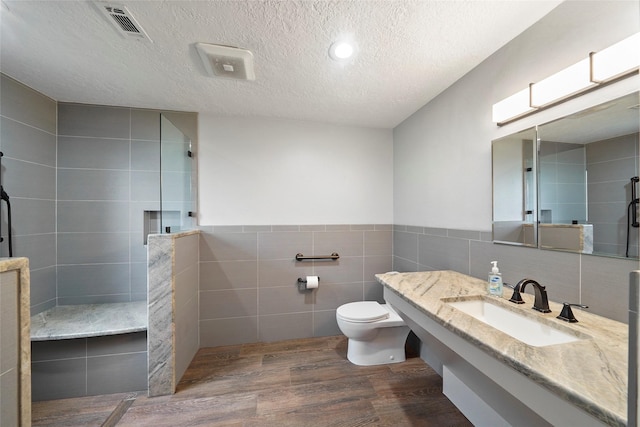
[30,301,148,341]
[376,270,627,427]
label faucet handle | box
[557,302,589,323]
[504,282,525,304]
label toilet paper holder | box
[297,276,320,291]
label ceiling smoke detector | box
[195,43,256,81]
[95,2,152,42]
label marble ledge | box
[0,257,31,426]
[0,256,29,273]
[148,229,200,240]
[30,301,147,341]
[376,270,628,427]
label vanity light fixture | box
[590,32,640,82]
[492,88,536,124]
[329,40,355,61]
[493,32,640,125]
[529,58,594,108]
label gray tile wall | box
[55,104,197,305]
[393,224,637,323]
[30,332,147,401]
[586,133,640,257]
[199,224,392,346]
[539,141,588,225]
[0,75,57,315]
[56,103,164,304]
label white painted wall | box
[198,116,393,225]
[197,2,637,229]
[393,0,639,230]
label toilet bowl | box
[336,301,411,366]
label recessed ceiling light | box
[329,41,355,61]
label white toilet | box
[336,301,411,366]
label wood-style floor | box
[32,335,472,426]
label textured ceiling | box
[0,0,561,128]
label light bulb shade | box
[530,58,594,108]
[492,88,535,124]
[590,33,640,83]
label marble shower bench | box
[29,301,149,401]
[30,301,147,341]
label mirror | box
[493,91,640,259]
[537,92,640,258]
[492,128,538,247]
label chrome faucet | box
[517,279,551,313]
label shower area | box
[49,105,196,307]
[0,81,197,401]
[53,105,194,303]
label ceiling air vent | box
[95,2,152,42]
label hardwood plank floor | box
[32,335,472,426]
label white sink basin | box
[445,297,584,347]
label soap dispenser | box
[488,261,503,297]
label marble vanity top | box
[376,270,627,426]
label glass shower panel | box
[160,114,194,233]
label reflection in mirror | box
[537,92,640,258]
[492,128,537,247]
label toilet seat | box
[336,301,389,323]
